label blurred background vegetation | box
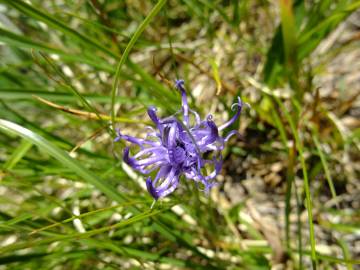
[0,0,359,269]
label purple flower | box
[115,79,242,200]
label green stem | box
[111,0,168,129]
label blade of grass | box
[0,88,148,104]
[0,119,127,204]
[276,97,317,269]
[3,139,32,170]
[0,213,33,226]
[197,0,232,26]
[297,250,360,265]
[80,239,211,269]
[285,145,294,250]
[293,168,304,270]
[247,78,317,268]
[0,0,117,58]
[34,96,148,124]
[279,0,300,96]
[127,60,178,106]
[311,131,338,208]
[279,0,297,67]
[0,207,168,254]
[34,52,107,127]
[209,58,222,95]
[0,250,96,265]
[30,201,148,235]
[0,27,114,72]
[2,0,175,112]
[270,104,288,149]
[0,27,63,54]
[0,101,96,152]
[337,238,354,270]
[298,1,360,60]
[111,0,168,128]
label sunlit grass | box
[0,0,359,269]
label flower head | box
[115,79,242,199]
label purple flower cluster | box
[115,79,242,200]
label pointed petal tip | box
[219,97,243,131]
[231,96,243,111]
[123,147,131,164]
[148,105,157,112]
[146,177,160,200]
[114,128,122,142]
[224,130,240,142]
[175,79,185,88]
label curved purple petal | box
[224,130,240,142]
[204,116,219,144]
[204,155,223,181]
[123,147,165,174]
[146,166,179,199]
[133,146,166,159]
[189,109,201,126]
[116,129,160,148]
[175,79,189,127]
[147,106,162,132]
[189,117,219,152]
[162,123,178,148]
[146,177,159,199]
[218,96,242,131]
[114,128,122,142]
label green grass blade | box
[0,88,148,104]
[312,132,338,208]
[275,98,317,268]
[3,139,32,170]
[0,119,127,204]
[279,0,301,96]
[34,52,108,130]
[126,60,177,105]
[0,27,114,72]
[30,201,148,235]
[279,0,297,68]
[248,77,318,268]
[298,1,360,60]
[337,239,354,270]
[209,58,222,95]
[197,0,231,26]
[0,207,167,254]
[285,145,295,250]
[270,105,288,148]
[111,0,168,127]
[2,0,174,112]
[0,27,63,53]
[0,0,117,58]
